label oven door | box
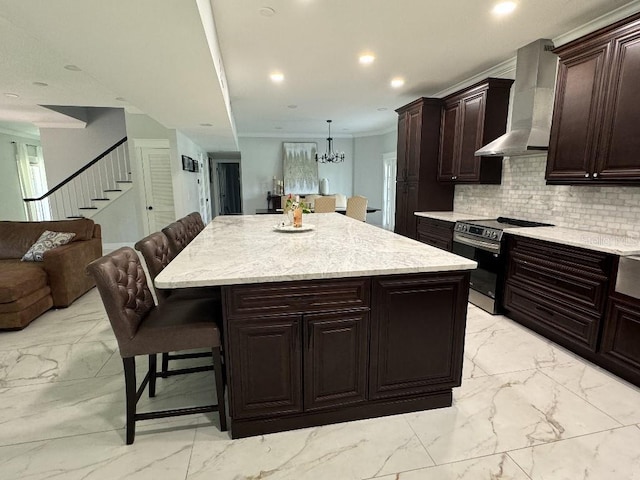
[452,232,503,313]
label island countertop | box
[155,213,477,288]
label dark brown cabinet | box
[503,235,615,354]
[395,98,454,239]
[416,217,454,251]
[370,273,469,400]
[599,294,640,386]
[438,78,513,184]
[547,12,640,184]
[223,272,470,438]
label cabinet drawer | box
[599,294,640,384]
[508,252,608,314]
[504,281,601,350]
[224,278,370,318]
[416,217,453,251]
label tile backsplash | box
[454,155,640,239]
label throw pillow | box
[21,230,76,262]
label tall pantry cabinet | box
[394,98,454,239]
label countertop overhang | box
[155,213,477,288]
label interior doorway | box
[382,152,397,231]
[139,147,175,233]
[212,160,242,215]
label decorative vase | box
[283,209,294,226]
[293,207,303,227]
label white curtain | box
[15,143,50,220]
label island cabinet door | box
[303,311,369,411]
[227,316,303,419]
[369,273,469,400]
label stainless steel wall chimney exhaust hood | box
[475,39,557,157]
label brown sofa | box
[0,219,102,329]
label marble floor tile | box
[464,322,579,375]
[373,453,530,480]
[540,362,640,425]
[462,354,489,379]
[187,415,434,480]
[0,341,117,388]
[464,306,512,334]
[406,369,621,464]
[0,421,197,480]
[509,425,640,480]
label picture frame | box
[181,155,193,172]
[283,142,318,194]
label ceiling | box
[0,0,638,149]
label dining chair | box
[346,195,368,221]
[314,196,336,213]
[86,247,227,445]
[304,194,320,209]
[162,220,189,261]
[134,231,222,377]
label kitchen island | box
[156,213,476,438]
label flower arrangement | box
[283,194,311,214]
[281,194,311,228]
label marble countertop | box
[504,226,640,256]
[155,213,477,288]
[414,211,482,223]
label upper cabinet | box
[437,78,513,184]
[547,12,640,184]
[394,98,454,239]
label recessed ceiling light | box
[33,81,49,87]
[390,78,405,88]
[492,1,517,15]
[270,72,284,83]
[377,107,388,111]
[259,7,276,17]
[4,93,19,98]
[64,64,81,71]
[287,104,297,109]
[200,123,213,127]
[359,54,375,65]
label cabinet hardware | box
[584,174,590,178]
[593,172,598,178]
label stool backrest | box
[134,231,171,303]
[346,196,368,221]
[162,221,189,261]
[86,247,154,347]
[314,196,336,213]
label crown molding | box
[433,57,517,98]
[554,0,640,47]
[0,126,40,140]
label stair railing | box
[23,137,130,221]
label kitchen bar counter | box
[156,213,476,438]
[156,213,476,288]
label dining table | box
[155,213,476,438]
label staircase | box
[23,137,132,221]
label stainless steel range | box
[452,217,552,314]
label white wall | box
[39,108,127,187]
[174,131,209,218]
[0,131,39,221]
[238,136,354,215]
[353,129,397,226]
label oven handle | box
[453,232,501,253]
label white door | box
[140,147,175,232]
[197,153,211,223]
[382,153,397,231]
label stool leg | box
[148,354,157,398]
[123,357,137,445]
[161,352,169,377]
[211,347,227,432]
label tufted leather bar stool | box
[162,221,190,261]
[135,231,222,377]
[86,247,227,444]
[178,212,203,245]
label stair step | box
[79,207,98,210]
[103,189,122,192]
[91,198,110,201]
[67,215,85,219]
[116,180,133,183]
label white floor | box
[1,290,640,480]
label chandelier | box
[316,120,345,163]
